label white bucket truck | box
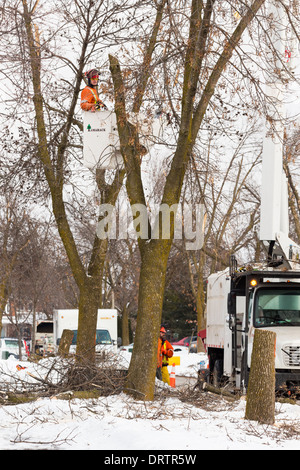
[53,309,118,354]
[206,1,300,393]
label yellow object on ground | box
[169,356,180,366]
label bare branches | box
[191,0,267,141]
[132,0,168,113]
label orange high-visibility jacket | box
[80,86,103,111]
[157,338,173,368]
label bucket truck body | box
[205,1,300,393]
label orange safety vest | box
[157,339,173,368]
[80,86,102,111]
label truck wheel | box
[212,359,223,387]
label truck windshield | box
[71,329,112,345]
[95,329,112,344]
[3,339,19,348]
[254,288,300,327]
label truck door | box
[227,288,247,389]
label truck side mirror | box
[228,292,236,330]
[227,292,236,316]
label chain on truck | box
[205,1,300,395]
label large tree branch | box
[88,168,126,279]
[132,0,168,114]
[21,0,86,286]
[182,0,215,116]
[161,0,266,211]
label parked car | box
[172,335,197,347]
[172,336,188,346]
[0,338,28,360]
[119,343,134,353]
[172,345,189,353]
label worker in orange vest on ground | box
[81,69,107,112]
[156,326,174,385]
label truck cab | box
[240,272,300,390]
[206,266,300,393]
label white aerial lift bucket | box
[83,111,123,170]
[82,110,164,170]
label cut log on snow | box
[202,382,237,400]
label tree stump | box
[58,329,74,357]
[245,329,276,425]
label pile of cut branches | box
[0,355,127,403]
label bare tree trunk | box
[75,282,99,364]
[245,329,276,425]
[21,0,124,366]
[0,283,9,338]
[122,305,130,347]
[110,0,267,401]
[125,241,170,400]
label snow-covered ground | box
[0,348,300,451]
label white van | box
[0,338,28,360]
